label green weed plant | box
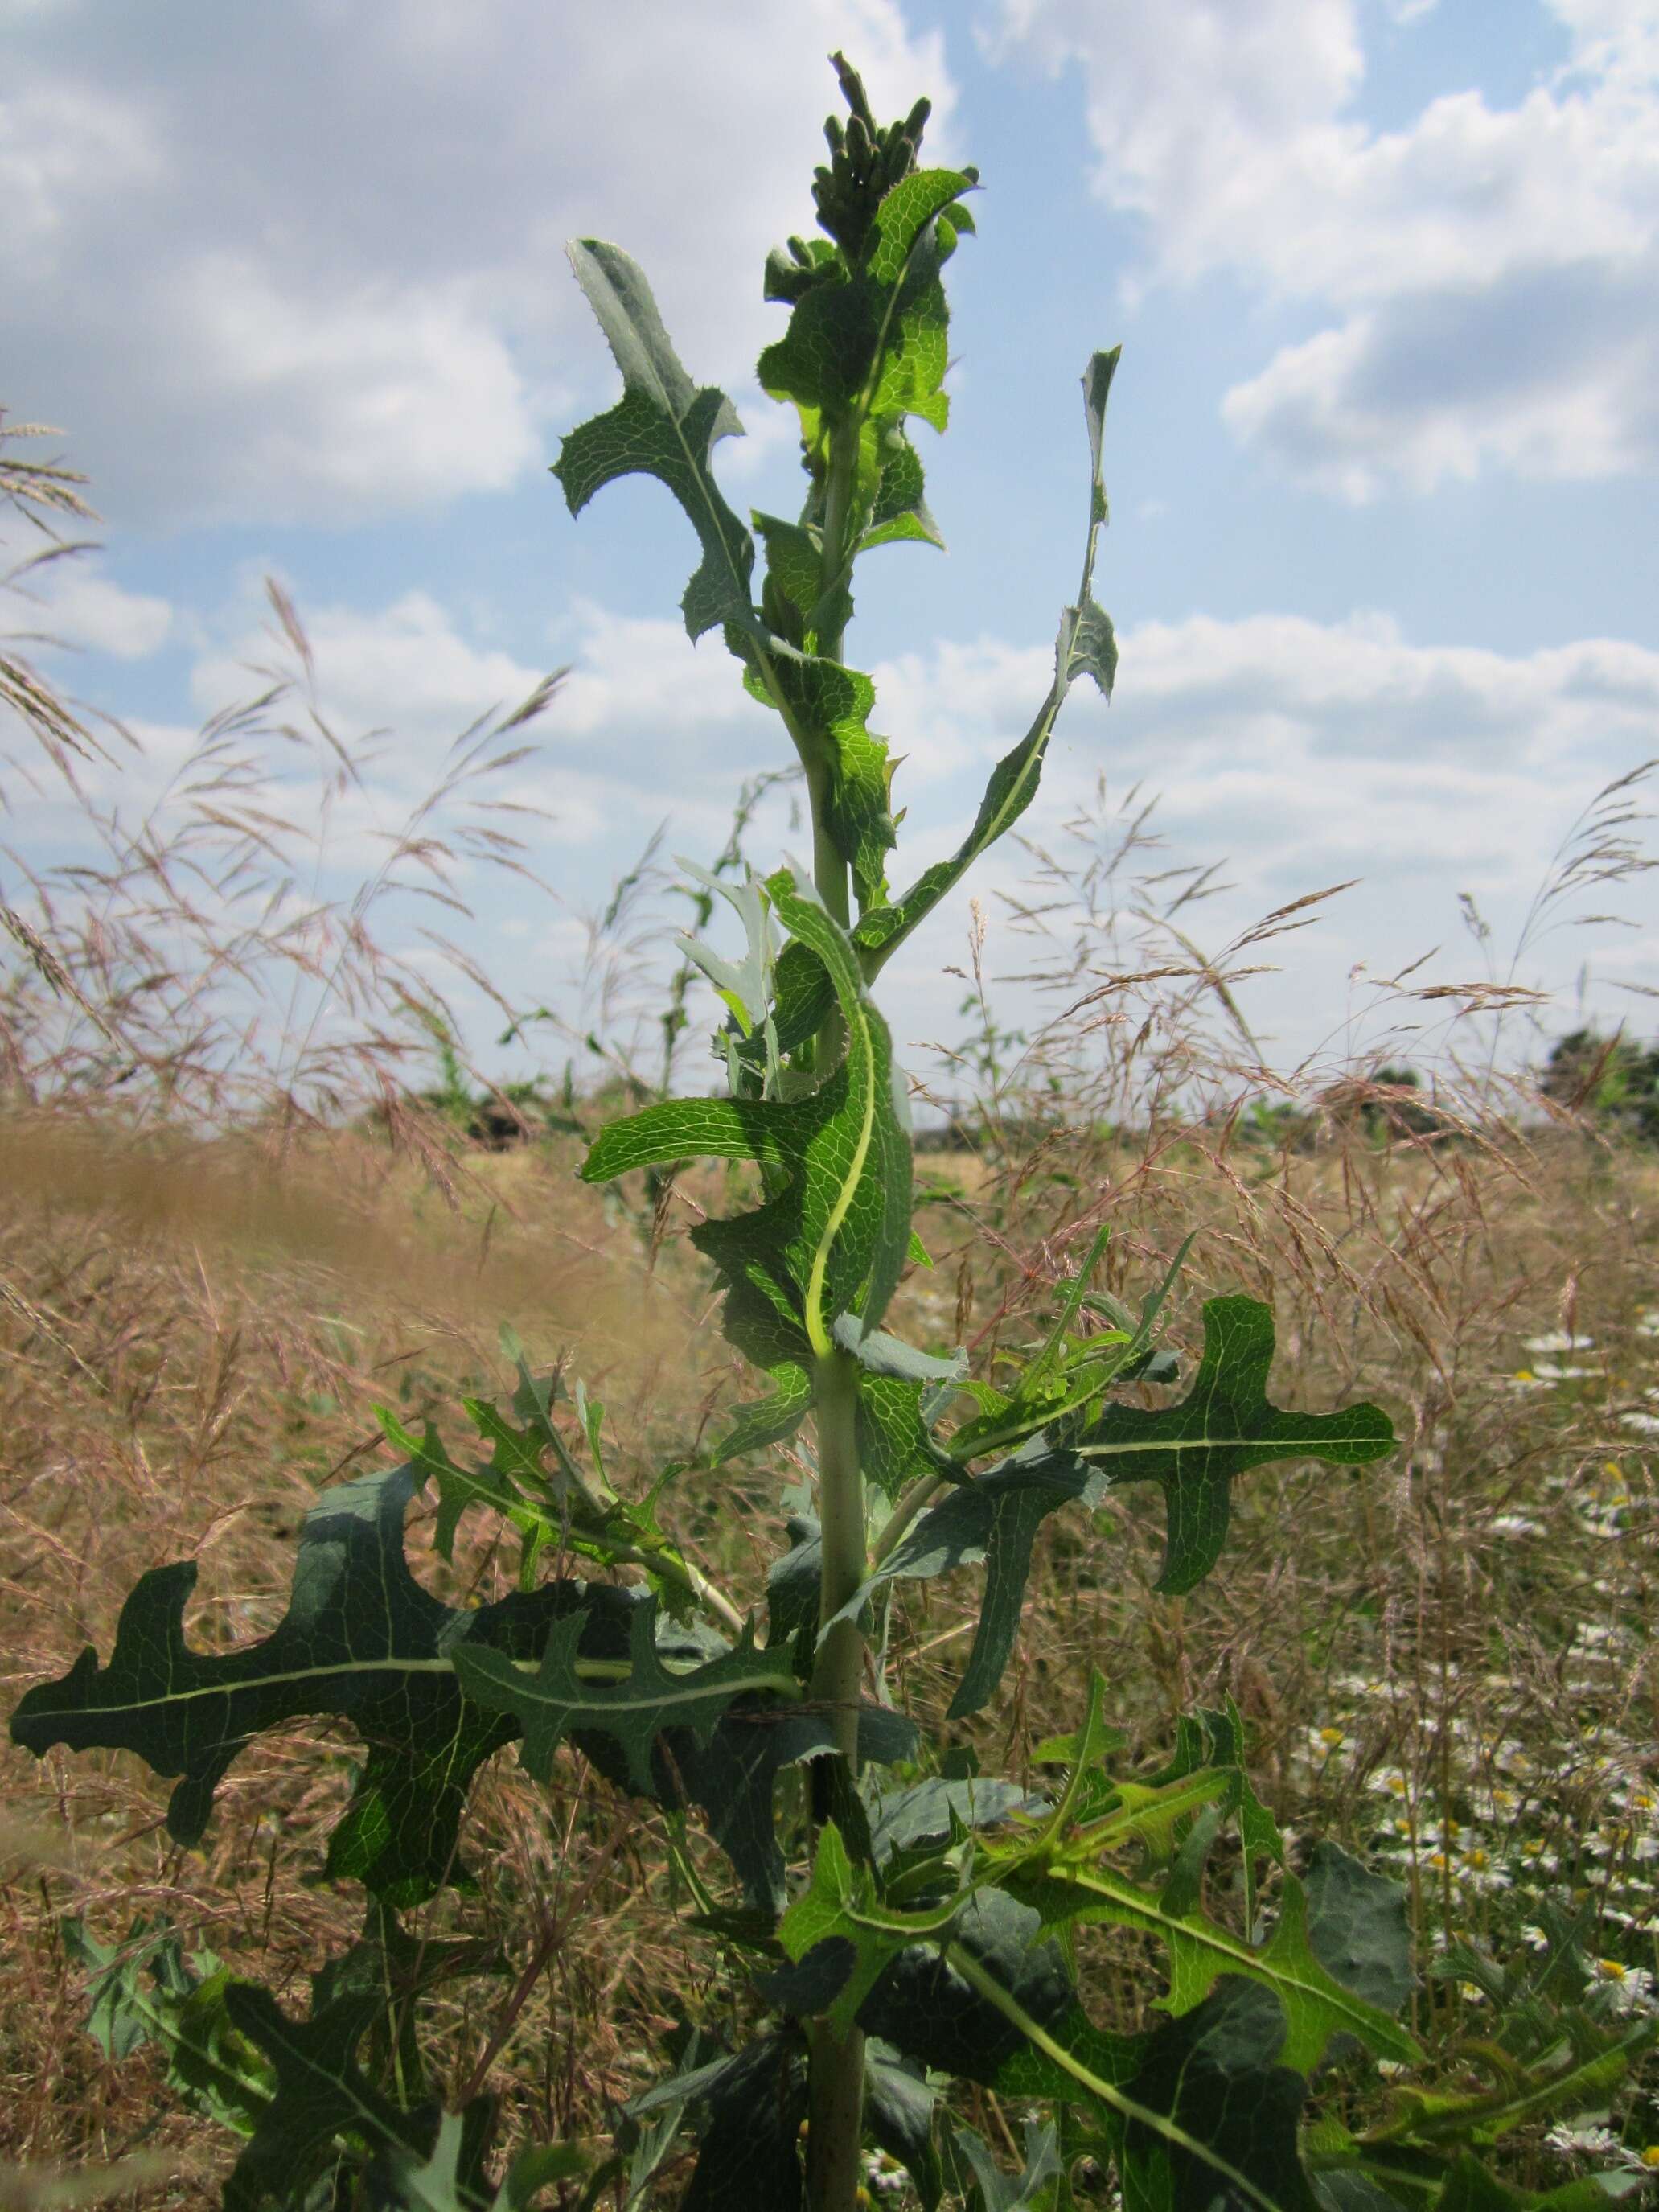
[12,54,1652,2212]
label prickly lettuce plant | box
[14,52,1612,2212]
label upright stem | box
[817,417,857,667]
[805,407,867,2212]
[807,1344,866,2211]
[810,1347,865,1758]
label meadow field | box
[5,421,1659,2207]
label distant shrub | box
[1537,1025,1659,1147]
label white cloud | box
[0,71,166,286]
[847,602,1659,1086]
[1,2,955,532]
[7,557,172,658]
[1222,268,1659,496]
[189,586,540,740]
[16,561,1657,1092]
[988,0,1659,495]
[169,584,795,886]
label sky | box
[4,0,1657,1121]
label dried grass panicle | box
[2,417,574,1136]
[6,417,1659,2198]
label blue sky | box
[5,0,1656,1119]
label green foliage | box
[10,50,1601,2212]
[12,1463,578,1906]
[1537,1026,1659,1147]
[60,1913,273,2137]
[452,1596,796,1795]
[583,869,913,1364]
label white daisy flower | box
[1591,1958,1657,2014]
[1546,2121,1620,2160]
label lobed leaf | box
[1004,1852,1418,2074]
[63,1914,273,2138]
[553,241,755,643]
[1111,1980,1323,2212]
[824,1437,1105,1719]
[986,1975,1322,2212]
[708,1359,813,1466]
[1076,1293,1396,1593]
[728,348,1124,1069]
[452,1593,796,1797]
[216,1980,470,2212]
[9,1466,620,1903]
[849,347,1122,979]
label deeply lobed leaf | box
[451,1594,795,1796]
[9,1466,603,1903]
[1077,1293,1396,1592]
[552,241,755,643]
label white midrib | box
[54,1651,799,1724]
[806,1009,878,1357]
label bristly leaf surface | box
[1076,1293,1395,1591]
[581,867,912,1360]
[827,1292,1394,1715]
[451,1593,795,1795]
[9,1466,609,1903]
[552,240,755,643]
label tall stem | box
[811,413,858,1064]
[804,407,867,2212]
[807,1344,866,2211]
[810,1347,864,1758]
[817,417,857,667]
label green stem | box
[817,417,857,667]
[807,1344,867,2211]
[872,1468,945,1568]
[811,1348,865,1762]
[806,2015,867,2212]
[803,409,869,2212]
[811,412,860,1075]
[943,1947,1283,2212]
[607,1538,749,1639]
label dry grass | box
[0,1121,725,2202]
[7,1108,1659,2203]
[4,414,1659,2205]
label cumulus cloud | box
[1,0,955,532]
[189,585,548,743]
[7,557,172,659]
[170,582,796,883]
[987,0,1659,497]
[17,564,1657,1083]
[839,603,1659,1083]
